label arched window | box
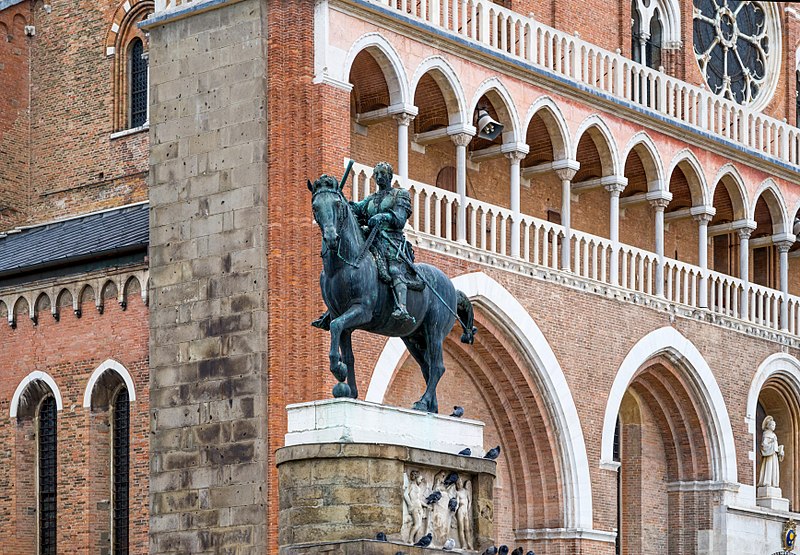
[647,10,663,69]
[112,387,130,554]
[129,39,148,129]
[39,396,57,555]
[632,0,664,69]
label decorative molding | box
[10,371,63,418]
[83,359,138,408]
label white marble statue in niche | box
[401,467,474,549]
[758,415,785,488]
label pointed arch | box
[10,371,63,418]
[410,56,467,125]
[522,96,571,161]
[366,271,594,531]
[343,33,410,107]
[709,164,750,221]
[750,179,790,235]
[621,131,665,188]
[573,115,620,177]
[666,149,710,206]
[747,353,800,435]
[83,359,137,409]
[600,326,737,483]
[469,77,522,144]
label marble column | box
[554,164,578,271]
[776,239,794,331]
[694,212,713,308]
[450,132,474,244]
[738,227,752,319]
[394,112,415,184]
[605,180,626,286]
[506,150,526,258]
[649,197,670,296]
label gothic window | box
[39,396,57,555]
[693,0,775,106]
[632,1,664,69]
[129,39,148,129]
[112,387,130,555]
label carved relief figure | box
[428,471,452,544]
[455,479,473,549]
[403,470,426,543]
[758,415,785,488]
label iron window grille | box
[39,396,57,555]
[130,39,148,129]
[113,388,130,555]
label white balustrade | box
[368,0,800,167]
[346,160,800,334]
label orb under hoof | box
[332,382,352,398]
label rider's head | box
[373,162,393,191]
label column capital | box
[737,227,754,241]
[690,205,715,223]
[646,190,672,210]
[649,198,670,210]
[387,103,418,118]
[603,176,627,195]
[553,159,580,182]
[450,132,474,147]
[393,112,415,127]
[772,233,796,252]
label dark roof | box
[0,203,149,276]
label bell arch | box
[366,272,595,539]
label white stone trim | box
[573,115,621,177]
[709,163,750,221]
[341,32,410,107]
[83,359,137,408]
[599,326,738,483]
[10,371,63,418]
[409,55,468,126]
[365,271,594,531]
[522,96,572,161]
[514,527,617,543]
[621,131,665,186]
[751,178,790,235]
[110,124,149,140]
[666,148,710,206]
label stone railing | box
[368,0,800,167]
[154,0,196,13]
[349,161,798,334]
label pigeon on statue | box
[511,548,523,555]
[526,551,536,555]
[413,533,433,547]
[458,447,471,456]
[425,491,442,505]
[443,538,456,550]
[443,471,459,486]
[482,547,498,555]
[450,406,464,417]
[484,445,501,460]
[498,546,509,555]
[448,497,458,512]
[375,531,387,542]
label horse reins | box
[313,187,378,268]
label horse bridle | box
[312,187,377,268]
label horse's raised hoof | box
[332,382,352,398]
[331,361,348,382]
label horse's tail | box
[456,290,477,344]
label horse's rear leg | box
[412,340,444,414]
[340,331,358,399]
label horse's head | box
[308,174,346,252]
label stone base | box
[285,398,485,455]
[277,443,496,552]
[756,487,790,511]
[279,539,466,554]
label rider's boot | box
[311,311,331,331]
[391,280,415,324]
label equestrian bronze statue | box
[308,160,476,413]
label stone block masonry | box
[144,0,269,552]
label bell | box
[475,108,504,141]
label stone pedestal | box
[278,400,496,554]
[757,486,790,511]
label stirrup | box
[392,308,415,324]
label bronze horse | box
[308,169,475,413]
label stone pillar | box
[554,162,579,271]
[450,132,474,244]
[505,150,526,258]
[144,1,269,552]
[693,210,713,308]
[394,112,415,184]
[738,227,753,319]
[605,179,626,286]
[776,238,794,331]
[649,195,670,297]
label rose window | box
[693,0,773,106]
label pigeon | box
[484,445,501,460]
[482,547,498,555]
[458,447,472,456]
[375,531,387,541]
[526,551,536,555]
[425,491,442,505]
[499,546,509,555]
[443,471,459,486]
[443,538,456,550]
[511,548,524,555]
[448,497,458,512]
[450,406,464,417]
[413,533,433,547]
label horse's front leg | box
[339,331,358,399]
[328,304,371,398]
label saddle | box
[370,243,425,291]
